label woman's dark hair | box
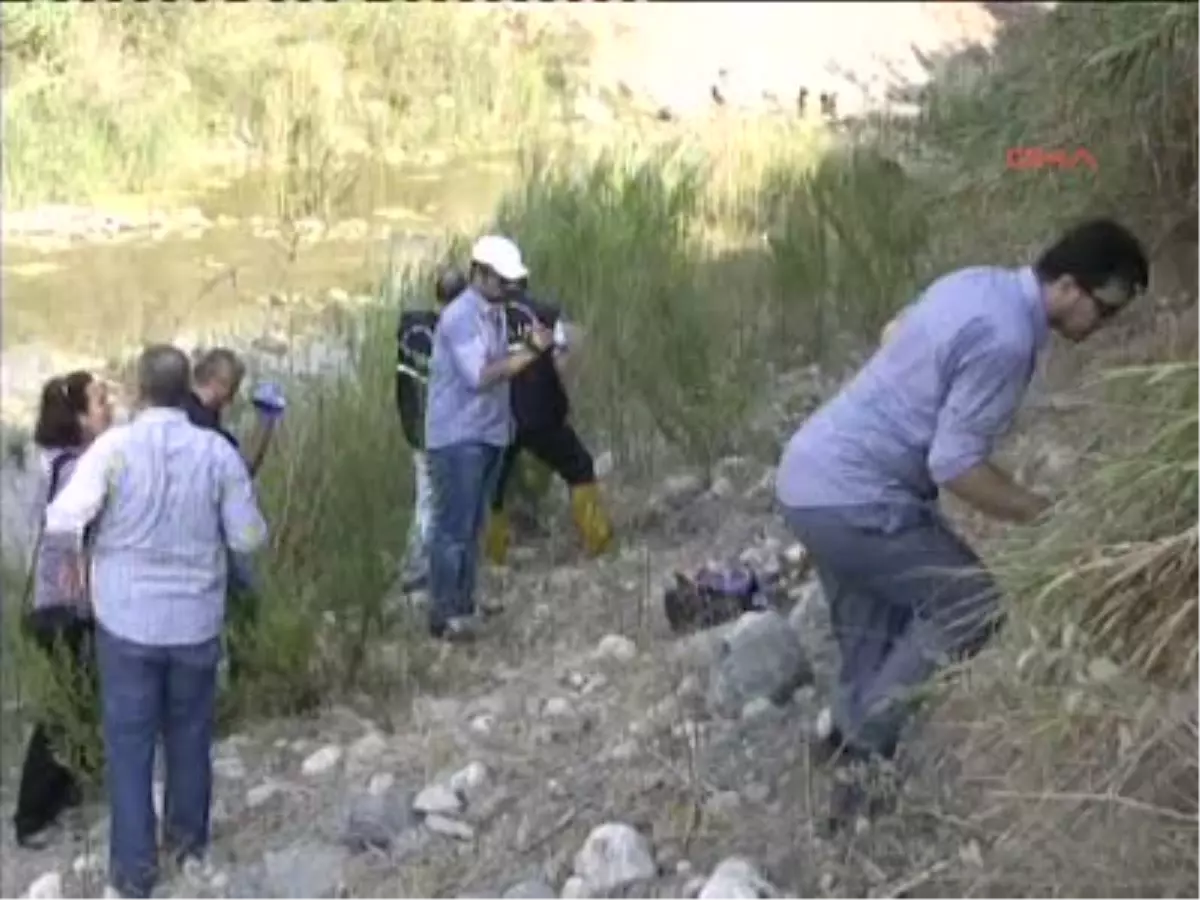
[33,370,94,450]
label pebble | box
[469,714,496,736]
[449,760,490,798]
[698,857,777,899]
[24,873,62,900]
[572,822,657,895]
[246,781,285,808]
[594,634,637,663]
[425,814,476,840]
[543,697,574,718]
[560,876,590,899]
[502,878,556,899]
[414,783,463,815]
[301,744,343,776]
[71,854,103,875]
[367,772,396,796]
[213,754,248,780]
[347,731,388,765]
[741,696,777,720]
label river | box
[0,154,516,557]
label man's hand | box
[944,461,1052,524]
[526,321,555,353]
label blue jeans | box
[427,442,504,631]
[96,627,221,899]
[781,504,1002,757]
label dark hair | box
[33,370,94,450]
[435,267,468,304]
[138,344,191,408]
[1034,218,1150,296]
[193,347,245,387]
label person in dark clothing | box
[395,267,467,590]
[186,348,281,685]
[482,284,614,564]
[14,370,113,848]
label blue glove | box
[251,382,287,423]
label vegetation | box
[1,2,584,206]
[2,2,1195,894]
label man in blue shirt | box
[776,219,1149,829]
[424,236,552,642]
[394,268,467,591]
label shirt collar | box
[1017,265,1050,351]
[136,406,189,424]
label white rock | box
[414,783,463,815]
[348,731,388,765]
[698,857,777,899]
[425,814,475,840]
[815,706,834,740]
[560,876,591,899]
[594,634,637,663]
[213,754,247,780]
[301,744,343,776]
[448,761,489,798]
[593,451,614,480]
[24,872,62,900]
[246,781,285,808]
[367,772,396,796]
[469,714,496,736]
[607,739,639,762]
[71,853,103,875]
[543,697,574,718]
[684,876,708,898]
[741,696,776,720]
[573,822,657,894]
[782,543,807,566]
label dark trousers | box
[96,626,221,899]
[491,422,596,512]
[225,552,260,685]
[781,504,1002,757]
[13,609,96,844]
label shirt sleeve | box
[43,428,125,549]
[928,330,1030,485]
[442,307,490,391]
[216,440,269,555]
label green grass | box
[1,2,583,207]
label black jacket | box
[396,309,439,449]
[506,295,570,433]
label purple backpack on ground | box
[664,564,767,635]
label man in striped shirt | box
[44,344,268,899]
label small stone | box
[959,839,984,868]
[708,610,812,718]
[1087,657,1121,684]
[301,744,343,776]
[24,872,62,900]
[469,714,496,736]
[743,782,772,804]
[819,872,836,895]
[543,697,574,718]
[607,739,639,761]
[344,785,420,852]
[348,731,388,765]
[414,783,463,815]
[246,781,285,808]
[560,876,590,899]
[594,452,614,480]
[503,878,556,899]
[683,876,708,898]
[782,543,806,566]
[71,854,103,875]
[213,754,247,780]
[815,706,834,741]
[698,857,777,899]
[573,822,656,894]
[327,287,351,304]
[706,791,742,815]
[448,761,489,799]
[709,476,735,498]
[594,633,637,663]
[367,772,395,796]
[262,841,346,898]
[425,814,475,840]
[741,696,777,720]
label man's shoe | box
[400,571,429,593]
[430,616,479,644]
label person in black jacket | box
[396,267,468,590]
[482,282,614,564]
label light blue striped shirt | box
[425,285,513,450]
[776,266,1049,522]
[43,407,268,646]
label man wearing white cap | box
[424,235,553,641]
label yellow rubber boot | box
[569,482,614,557]
[482,510,510,566]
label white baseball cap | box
[470,234,528,282]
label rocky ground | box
[1,355,1096,900]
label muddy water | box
[0,154,515,557]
